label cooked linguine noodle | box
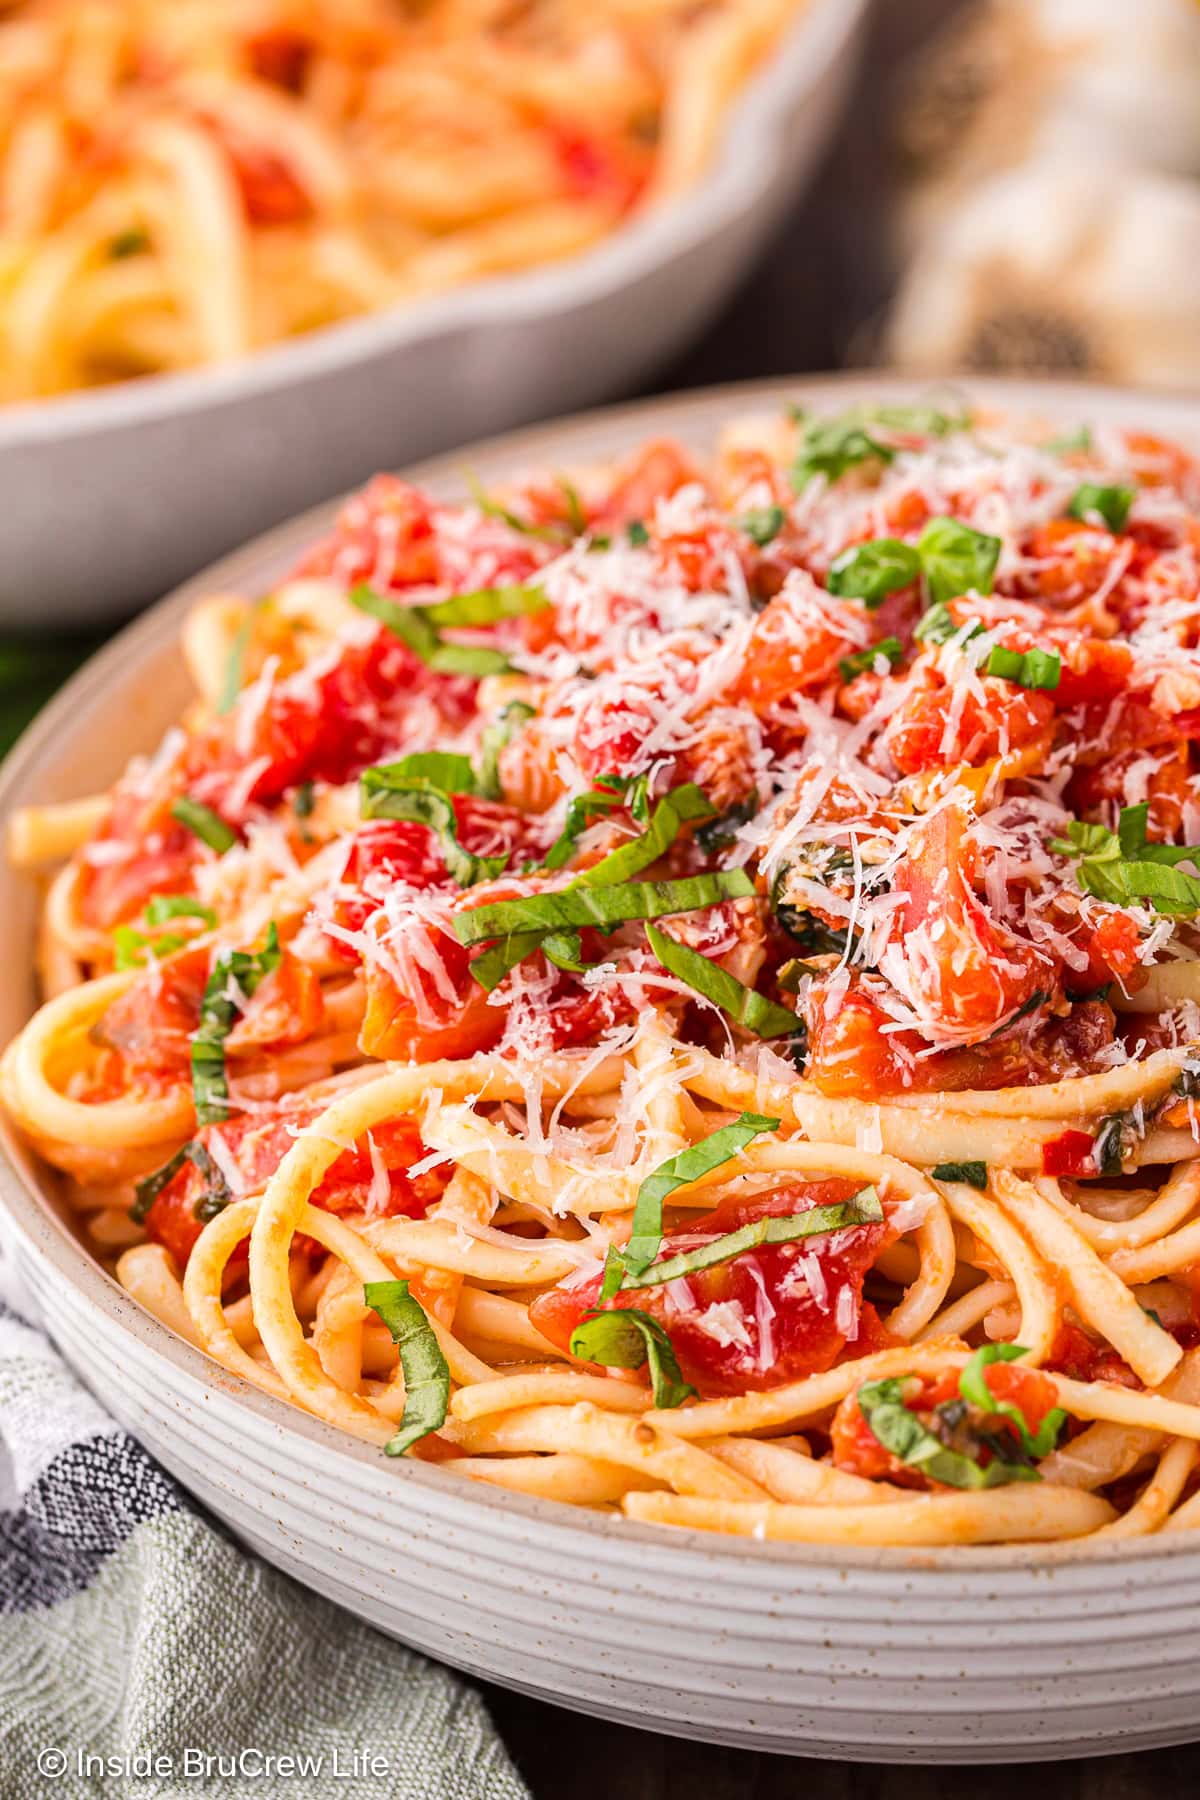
[10,398,1200,1547]
[0,0,805,401]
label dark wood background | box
[479,0,1200,1789]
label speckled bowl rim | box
[6,369,1200,1578]
[0,0,865,447]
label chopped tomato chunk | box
[143,1111,444,1268]
[99,940,321,1080]
[831,1360,1061,1488]
[884,668,1054,773]
[887,803,1053,1037]
[531,1182,894,1395]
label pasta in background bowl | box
[0,0,867,626]
[7,376,1200,1762]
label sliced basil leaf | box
[217,611,255,716]
[839,637,903,683]
[372,750,478,794]
[573,784,714,888]
[777,957,826,991]
[627,519,650,547]
[109,227,150,259]
[1066,483,1134,534]
[131,1144,191,1222]
[468,780,717,982]
[188,1143,234,1222]
[827,539,920,608]
[1052,807,1200,914]
[467,930,546,993]
[603,1112,781,1295]
[644,920,801,1039]
[113,925,186,969]
[360,765,507,887]
[543,778,629,871]
[541,929,592,973]
[857,1377,1040,1490]
[170,797,238,855]
[1046,425,1092,455]
[294,780,315,821]
[190,924,282,1125]
[867,400,969,437]
[145,895,216,927]
[350,584,513,677]
[792,414,895,489]
[131,1139,231,1225]
[621,1187,882,1292]
[421,584,549,629]
[363,1279,451,1454]
[569,1308,696,1409]
[931,1161,988,1189]
[455,870,752,946]
[1093,1112,1126,1177]
[477,700,536,801]
[983,645,1061,690]
[695,789,759,855]
[916,517,1002,607]
[737,505,786,547]
[1176,1060,1200,1099]
[465,473,567,541]
[958,1344,1066,1460]
[913,601,960,645]
[558,476,587,536]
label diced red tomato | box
[143,1111,445,1268]
[222,138,312,225]
[831,1360,1061,1488]
[186,627,477,820]
[98,940,322,1080]
[295,476,440,589]
[82,629,481,926]
[884,667,1054,773]
[804,981,1116,1097]
[1012,519,1125,607]
[79,781,199,929]
[889,803,1054,1036]
[227,954,323,1053]
[326,800,544,959]
[733,581,867,712]
[593,440,705,530]
[1067,907,1145,993]
[1042,1130,1099,1178]
[531,1181,895,1396]
[358,890,504,1063]
[1044,1322,1140,1389]
[1068,743,1192,842]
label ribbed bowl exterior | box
[14,1223,1200,1762]
[5,377,1200,1761]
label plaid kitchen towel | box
[0,1290,529,1800]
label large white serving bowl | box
[0,0,867,631]
[6,375,1200,1764]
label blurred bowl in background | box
[0,0,867,631]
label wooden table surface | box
[480,0,1200,1788]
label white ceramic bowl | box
[7,375,1200,1764]
[0,0,867,631]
